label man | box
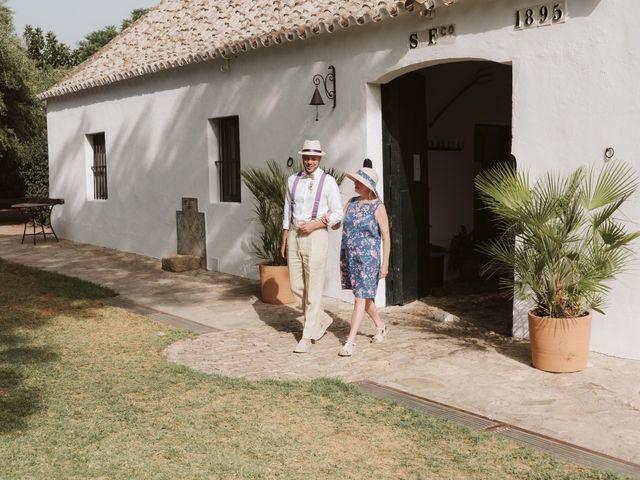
[281,139,343,353]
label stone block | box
[162,255,201,272]
[432,309,459,323]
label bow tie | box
[303,173,315,180]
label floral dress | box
[340,197,383,299]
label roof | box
[41,0,450,100]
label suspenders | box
[289,171,328,225]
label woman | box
[335,165,390,357]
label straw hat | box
[347,167,379,197]
[298,139,326,157]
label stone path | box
[1,230,639,467]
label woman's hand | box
[379,265,388,280]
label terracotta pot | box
[528,311,592,373]
[259,264,294,305]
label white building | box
[43,0,640,360]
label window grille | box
[89,133,108,200]
[215,116,241,203]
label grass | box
[0,259,625,479]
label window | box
[89,132,108,200]
[210,116,241,203]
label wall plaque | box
[409,24,456,48]
[515,1,567,30]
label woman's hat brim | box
[347,172,378,197]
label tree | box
[24,25,74,69]
[23,25,74,93]
[43,31,74,68]
[23,25,45,66]
[0,1,48,199]
[74,25,119,64]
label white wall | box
[48,0,640,359]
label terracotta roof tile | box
[41,0,451,100]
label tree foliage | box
[73,25,119,65]
[23,25,74,69]
[22,25,74,93]
[0,0,47,198]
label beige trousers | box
[287,228,329,340]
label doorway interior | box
[382,60,513,334]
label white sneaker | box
[293,339,311,353]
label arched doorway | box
[382,60,513,332]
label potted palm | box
[241,160,292,304]
[241,159,344,304]
[475,161,640,372]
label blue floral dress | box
[340,197,383,299]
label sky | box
[6,0,160,47]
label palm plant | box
[241,160,345,266]
[241,160,288,266]
[475,161,640,318]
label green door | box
[473,124,513,245]
[382,73,430,305]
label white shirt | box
[282,167,344,229]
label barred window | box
[212,116,241,203]
[89,132,108,200]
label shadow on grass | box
[22,265,115,301]
[0,259,114,434]
[0,379,43,433]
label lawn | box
[0,259,623,479]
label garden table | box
[11,199,64,245]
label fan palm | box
[241,160,345,266]
[475,161,640,318]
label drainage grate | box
[353,381,640,479]
[498,427,640,478]
[354,381,498,431]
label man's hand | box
[281,230,289,260]
[298,220,324,235]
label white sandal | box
[339,340,356,357]
[371,325,388,344]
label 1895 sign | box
[515,1,566,30]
